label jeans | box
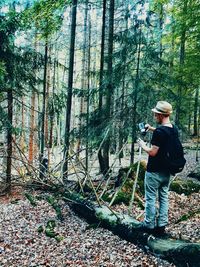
[144,171,170,229]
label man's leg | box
[158,174,170,227]
[144,172,160,229]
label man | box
[137,101,174,237]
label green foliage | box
[176,208,200,224]
[170,179,200,195]
[24,192,37,206]
[37,225,44,233]
[0,61,6,79]
[46,195,63,221]
[47,91,67,117]
[10,198,21,204]
[45,219,63,241]
[37,219,64,241]
[102,161,146,206]
[21,0,71,38]
[112,191,131,206]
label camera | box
[138,122,148,136]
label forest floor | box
[0,187,199,267]
[0,144,199,267]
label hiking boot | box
[137,223,155,234]
[154,226,172,238]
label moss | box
[45,220,59,239]
[170,179,200,195]
[95,207,118,225]
[112,191,131,205]
[85,223,100,230]
[10,198,21,204]
[46,196,63,221]
[37,225,44,233]
[24,193,37,206]
[101,192,112,202]
[102,162,147,206]
[116,161,146,196]
[55,235,64,242]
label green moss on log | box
[65,192,200,267]
[170,179,200,195]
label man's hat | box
[152,101,173,115]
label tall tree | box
[63,0,78,179]
[98,0,115,175]
[97,0,107,173]
[39,40,48,178]
[76,0,89,158]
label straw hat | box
[152,101,173,115]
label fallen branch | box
[63,192,200,267]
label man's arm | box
[137,138,159,157]
[145,123,156,132]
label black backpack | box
[159,126,186,175]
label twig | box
[108,167,133,206]
[128,146,142,215]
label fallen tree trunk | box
[63,192,200,267]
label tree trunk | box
[98,0,114,175]
[159,3,163,65]
[64,193,200,267]
[29,31,38,165]
[118,3,129,164]
[97,0,107,173]
[175,0,188,127]
[63,0,78,179]
[40,40,48,179]
[130,25,142,164]
[45,45,51,147]
[98,0,106,113]
[28,90,36,164]
[76,0,88,159]
[6,89,13,193]
[193,87,199,136]
[86,8,91,171]
[20,97,25,153]
[49,58,57,149]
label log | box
[188,166,200,181]
[64,192,200,267]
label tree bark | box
[130,25,142,164]
[40,40,48,179]
[76,0,88,159]
[63,0,78,179]
[28,91,36,164]
[98,0,114,175]
[6,89,13,193]
[86,7,91,171]
[98,0,106,113]
[97,0,107,173]
[45,45,51,147]
[193,87,199,136]
[175,0,188,127]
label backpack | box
[159,126,186,175]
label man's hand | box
[137,138,159,156]
[145,123,155,132]
[137,138,146,149]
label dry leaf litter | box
[0,189,178,267]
